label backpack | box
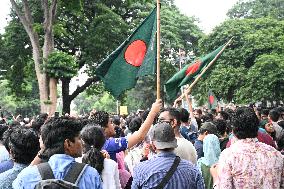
[35,162,87,189]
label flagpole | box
[180,38,233,98]
[156,0,161,100]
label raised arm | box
[127,99,162,149]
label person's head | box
[276,107,284,121]
[199,122,217,136]
[269,109,280,122]
[141,110,150,123]
[202,134,221,166]
[265,122,275,134]
[41,117,83,159]
[212,119,227,137]
[128,117,142,133]
[216,111,230,120]
[91,111,115,138]
[194,109,202,119]
[179,108,189,123]
[201,113,213,123]
[260,109,269,120]
[81,124,105,175]
[5,126,39,164]
[150,122,177,152]
[112,115,120,126]
[231,107,259,139]
[158,108,181,131]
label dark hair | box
[41,117,83,159]
[201,114,213,122]
[128,117,142,133]
[219,111,230,120]
[81,124,105,175]
[231,107,259,139]
[179,108,189,123]
[0,125,8,141]
[7,127,39,164]
[195,109,202,115]
[261,109,269,116]
[213,119,227,136]
[91,111,109,128]
[160,108,181,125]
[141,110,150,122]
[112,116,120,126]
[269,109,280,122]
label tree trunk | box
[61,78,71,114]
[49,78,57,115]
[10,0,58,114]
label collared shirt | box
[103,137,128,161]
[132,151,205,189]
[0,163,27,189]
[217,138,284,189]
[13,154,102,189]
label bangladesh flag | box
[165,44,225,101]
[208,89,218,109]
[95,7,157,98]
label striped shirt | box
[132,151,205,189]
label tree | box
[193,18,284,104]
[227,0,284,20]
[9,0,61,114]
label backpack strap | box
[155,156,180,189]
[37,162,55,180]
[64,162,87,185]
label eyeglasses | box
[157,118,173,124]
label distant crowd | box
[0,93,283,189]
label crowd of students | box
[0,94,283,189]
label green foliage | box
[237,53,284,102]
[194,18,284,104]
[227,0,284,19]
[73,91,116,115]
[44,51,78,78]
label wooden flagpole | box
[156,0,161,99]
[180,38,233,99]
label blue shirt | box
[0,159,13,173]
[194,140,204,159]
[132,152,205,189]
[0,163,27,189]
[12,154,102,189]
[103,137,128,161]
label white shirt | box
[174,137,197,165]
[76,156,121,189]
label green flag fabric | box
[208,89,218,109]
[165,44,225,101]
[95,7,157,98]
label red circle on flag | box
[209,95,215,104]
[185,60,201,76]
[124,40,147,67]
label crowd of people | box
[0,93,283,189]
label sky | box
[175,0,239,33]
[0,0,239,33]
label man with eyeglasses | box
[158,108,197,165]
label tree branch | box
[22,0,34,24]
[50,0,57,25]
[10,0,30,31]
[69,77,100,101]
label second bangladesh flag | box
[165,44,225,101]
[95,7,157,98]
